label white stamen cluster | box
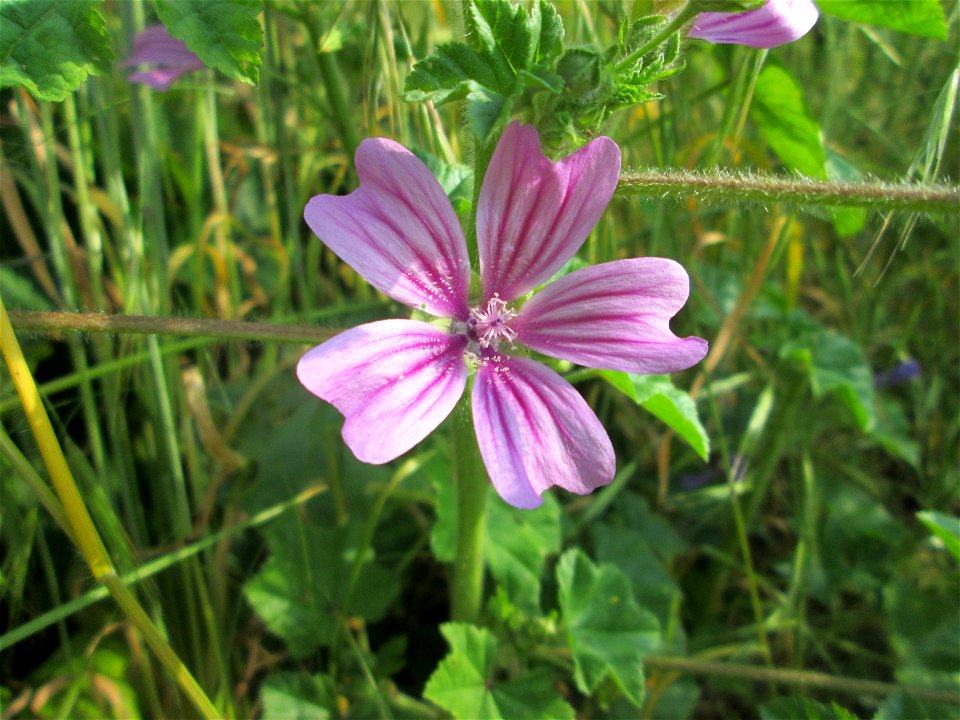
[468,294,518,350]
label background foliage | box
[1,0,957,718]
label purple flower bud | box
[688,0,819,49]
[122,25,205,91]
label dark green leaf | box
[424,623,574,719]
[0,0,112,101]
[781,330,875,431]
[557,549,660,706]
[485,490,560,612]
[818,0,948,39]
[601,371,710,460]
[243,519,399,657]
[154,0,263,85]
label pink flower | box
[688,0,819,49]
[297,122,708,509]
[122,25,205,91]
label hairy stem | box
[618,170,960,214]
[7,311,341,345]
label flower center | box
[467,294,518,350]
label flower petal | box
[513,258,708,374]
[477,122,621,303]
[472,354,615,509]
[688,0,819,49]
[297,320,467,463]
[123,25,205,90]
[304,139,470,319]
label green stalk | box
[450,396,487,623]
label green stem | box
[615,2,698,71]
[617,170,960,214]
[450,397,487,623]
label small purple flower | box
[297,122,708,509]
[688,0,819,49]
[122,25,205,91]
[875,359,921,388]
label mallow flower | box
[297,122,708,509]
[122,25,205,91]
[688,0,819,49]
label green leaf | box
[260,673,336,720]
[752,64,827,180]
[556,549,660,706]
[485,489,560,612]
[781,330,876,431]
[243,519,399,657]
[818,0,948,39]
[916,511,960,561]
[600,371,710,460]
[753,63,868,237]
[0,0,112,102]
[424,623,574,719]
[154,0,263,86]
[403,0,564,144]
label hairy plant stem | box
[0,298,220,720]
[7,311,341,344]
[450,396,487,624]
[618,170,960,214]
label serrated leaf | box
[916,511,960,561]
[818,0,947,40]
[556,549,660,706]
[404,0,564,144]
[600,371,710,460]
[485,489,560,612]
[155,0,263,86]
[0,0,112,102]
[260,673,335,720]
[243,519,399,657]
[424,623,574,719]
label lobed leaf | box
[556,549,660,706]
[424,623,574,719]
[0,0,112,102]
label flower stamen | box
[468,294,518,350]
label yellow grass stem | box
[0,297,221,720]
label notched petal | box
[477,122,621,303]
[514,258,709,374]
[297,320,468,464]
[304,139,471,319]
[472,354,615,509]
